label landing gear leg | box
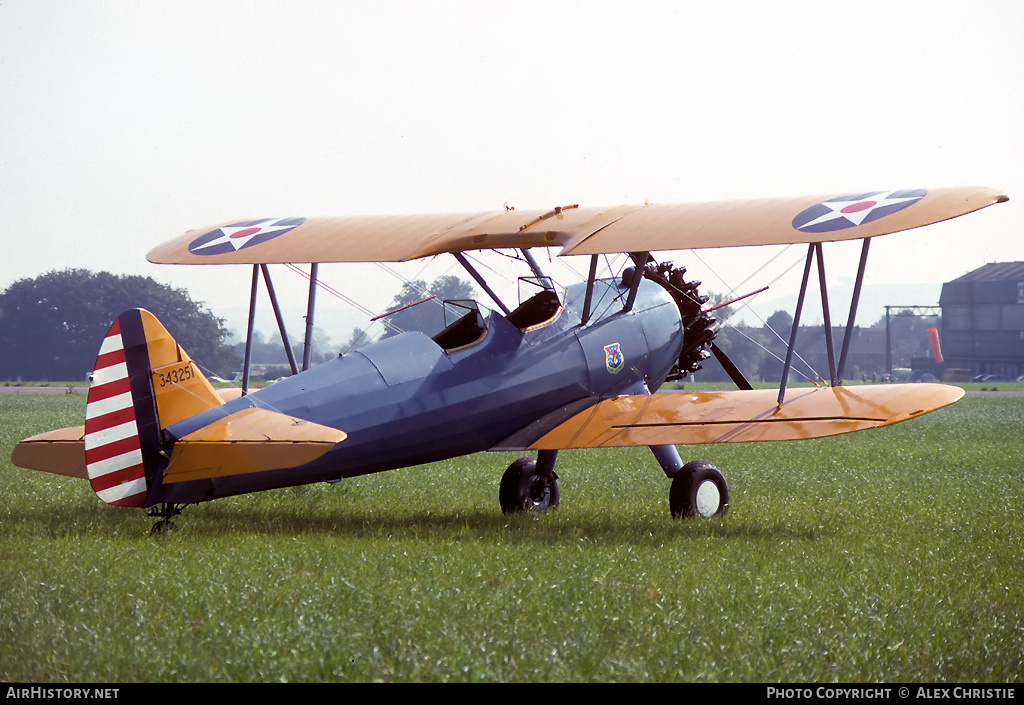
[148,503,182,535]
[499,450,560,514]
[650,444,685,478]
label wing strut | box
[815,243,838,386]
[454,252,511,314]
[836,238,871,384]
[778,244,815,405]
[260,264,299,377]
[623,252,650,312]
[580,254,600,325]
[520,248,547,281]
[779,237,873,403]
[241,261,309,393]
[302,263,319,371]
[241,264,302,395]
[241,265,260,395]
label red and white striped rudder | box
[84,311,160,507]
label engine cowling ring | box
[642,261,720,381]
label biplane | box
[11,187,1008,532]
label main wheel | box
[669,460,729,518]
[499,457,560,514]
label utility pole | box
[884,304,941,379]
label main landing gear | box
[652,444,729,518]
[668,459,730,519]
[498,446,729,519]
[499,450,560,514]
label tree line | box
[697,305,937,384]
[0,269,239,381]
[0,270,479,383]
[1,269,932,384]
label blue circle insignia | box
[792,190,927,233]
[188,217,307,256]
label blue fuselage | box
[157,277,683,504]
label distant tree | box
[763,309,795,340]
[344,326,373,352]
[704,326,769,384]
[0,269,240,381]
[688,295,769,384]
[758,309,795,382]
[291,326,337,366]
[379,275,477,338]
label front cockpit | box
[431,283,565,354]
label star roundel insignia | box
[792,189,927,233]
[187,217,307,256]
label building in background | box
[939,262,1024,380]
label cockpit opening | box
[432,300,488,353]
[506,289,562,332]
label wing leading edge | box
[146,187,1007,265]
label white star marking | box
[796,190,923,231]
[190,218,298,252]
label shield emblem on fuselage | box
[603,343,624,374]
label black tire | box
[499,457,560,514]
[669,460,729,519]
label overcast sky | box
[2,0,1022,341]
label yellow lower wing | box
[531,384,964,449]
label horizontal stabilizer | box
[11,426,87,480]
[162,408,346,484]
[529,384,964,449]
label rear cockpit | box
[432,300,488,353]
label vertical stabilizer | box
[83,309,224,507]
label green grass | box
[1,393,1022,682]
[665,380,1024,393]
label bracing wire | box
[686,247,825,385]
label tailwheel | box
[669,460,729,519]
[148,503,183,535]
[499,456,560,514]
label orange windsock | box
[928,327,944,363]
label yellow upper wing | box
[147,187,1007,265]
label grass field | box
[1,392,1021,682]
